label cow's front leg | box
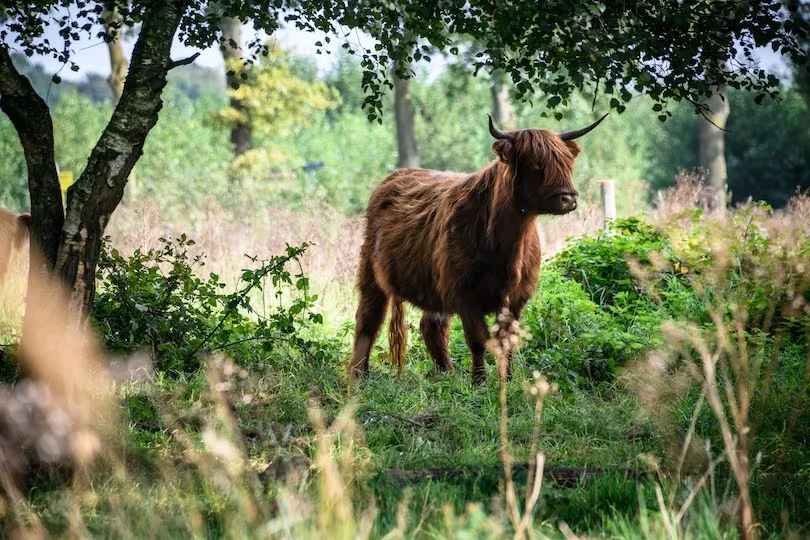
[460,311,489,385]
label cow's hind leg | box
[420,312,453,373]
[349,276,389,379]
[460,311,489,385]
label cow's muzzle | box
[557,192,578,213]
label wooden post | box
[600,179,616,230]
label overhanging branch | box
[0,46,65,270]
[168,52,200,70]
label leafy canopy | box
[2,1,809,120]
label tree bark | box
[490,70,516,129]
[394,68,419,169]
[102,8,138,202]
[54,2,188,314]
[699,88,730,212]
[0,47,64,272]
[221,16,252,157]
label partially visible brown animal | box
[349,114,607,384]
[0,208,30,281]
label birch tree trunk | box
[221,16,252,157]
[102,8,139,202]
[699,88,730,212]
[394,67,419,169]
[53,2,189,313]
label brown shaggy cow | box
[349,114,607,384]
[0,207,30,282]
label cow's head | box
[489,114,607,215]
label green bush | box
[552,217,675,307]
[519,218,683,385]
[520,213,810,386]
[520,269,663,386]
[93,235,334,374]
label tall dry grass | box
[0,226,28,345]
[102,193,608,333]
[107,200,365,327]
[3,181,810,537]
[624,177,810,539]
[0,244,382,538]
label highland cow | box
[349,114,607,384]
[0,207,30,282]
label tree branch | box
[0,46,64,271]
[683,93,730,132]
[168,52,200,70]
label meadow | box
[2,39,810,539]
[2,172,809,538]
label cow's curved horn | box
[558,113,609,141]
[488,114,515,142]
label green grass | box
[6,213,810,538]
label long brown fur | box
[349,124,585,384]
[0,208,30,281]
[389,299,407,374]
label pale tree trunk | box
[102,10,127,104]
[0,48,64,272]
[394,67,419,169]
[699,88,730,212]
[490,70,516,129]
[221,16,252,157]
[52,2,190,313]
[102,8,138,203]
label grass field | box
[2,182,810,538]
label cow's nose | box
[559,193,577,210]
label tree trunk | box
[221,16,252,157]
[54,2,188,314]
[103,10,128,105]
[0,47,64,272]
[394,69,419,169]
[490,70,516,129]
[699,88,730,212]
[102,8,138,202]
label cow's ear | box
[17,213,31,228]
[492,139,514,163]
[565,141,581,158]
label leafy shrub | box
[520,270,663,386]
[524,211,810,386]
[93,235,333,374]
[519,219,688,384]
[551,217,675,307]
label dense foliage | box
[646,87,810,205]
[4,50,810,217]
[524,212,810,384]
[93,235,336,374]
[4,0,808,118]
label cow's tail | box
[389,298,407,376]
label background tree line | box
[2,0,808,315]
[2,45,810,219]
